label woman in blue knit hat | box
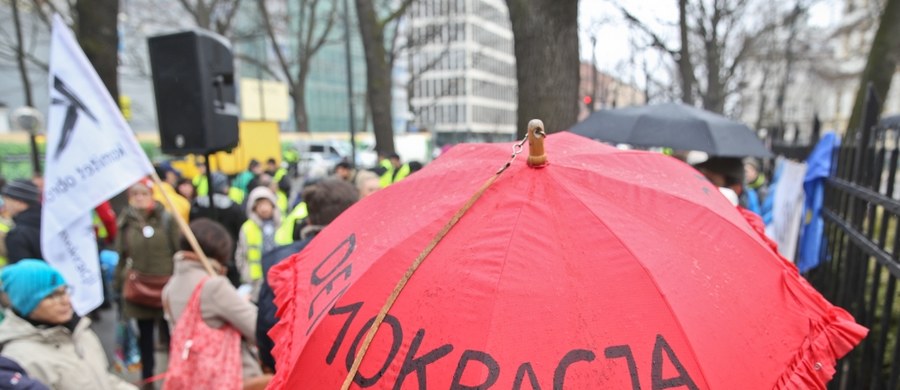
[0,260,136,390]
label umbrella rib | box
[483,191,530,357]
[549,173,714,388]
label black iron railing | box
[808,85,900,389]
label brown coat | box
[162,252,263,379]
[114,203,179,320]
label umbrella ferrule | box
[527,119,548,168]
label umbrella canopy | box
[268,129,863,389]
[569,102,772,158]
[880,114,900,129]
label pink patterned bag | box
[163,277,242,390]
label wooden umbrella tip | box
[527,119,548,168]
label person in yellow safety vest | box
[377,153,411,188]
[0,179,12,266]
[0,208,11,267]
[234,186,286,302]
[265,158,287,183]
[192,162,209,197]
[274,201,308,244]
[276,190,288,215]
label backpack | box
[163,277,242,390]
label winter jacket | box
[235,188,283,296]
[113,203,179,320]
[162,253,262,379]
[5,206,43,263]
[0,310,136,390]
[256,236,314,372]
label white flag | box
[43,15,154,315]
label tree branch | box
[234,53,282,79]
[381,0,415,26]
[619,6,678,57]
[308,0,338,56]
[257,0,295,87]
[218,0,243,35]
[177,0,205,28]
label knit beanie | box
[1,179,40,205]
[0,259,67,316]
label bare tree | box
[10,0,35,106]
[620,0,805,114]
[403,13,466,129]
[354,0,415,155]
[2,1,120,102]
[257,0,339,132]
[738,1,816,131]
[75,0,119,100]
[506,0,580,137]
[176,0,243,35]
[846,0,900,139]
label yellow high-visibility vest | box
[240,220,292,281]
[228,187,245,204]
[193,175,209,197]
[275,202,308,244]
[277,191,288,215]
[378,159,394,188]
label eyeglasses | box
[45,287,71,302]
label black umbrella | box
[880,114,900,129]
[569,102,772,158]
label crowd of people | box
[0,152,421,389]
[0,145,772,389]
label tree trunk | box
[76,0,120,101]
[292,77,310,132]
[355,0,396,156]
[11,0,34,106]
[846,0,900,140]
[506,0,579,138]
[754,65,771,131]
[677,0,696,105]
[775,6,801,128]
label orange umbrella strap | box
[341,132,531,390]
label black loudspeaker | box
[148,30,239,155]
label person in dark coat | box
[0,356,50,390]
[189,172,246,286]
[256,179,358,372]
[1,179,43,263]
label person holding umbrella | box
[256,179,359,373]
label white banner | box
[43,15,154,314]
[766,157,807,263]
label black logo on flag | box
[50,76,97,160]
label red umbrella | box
[268,121,865,389]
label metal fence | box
[808,85,900,389]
